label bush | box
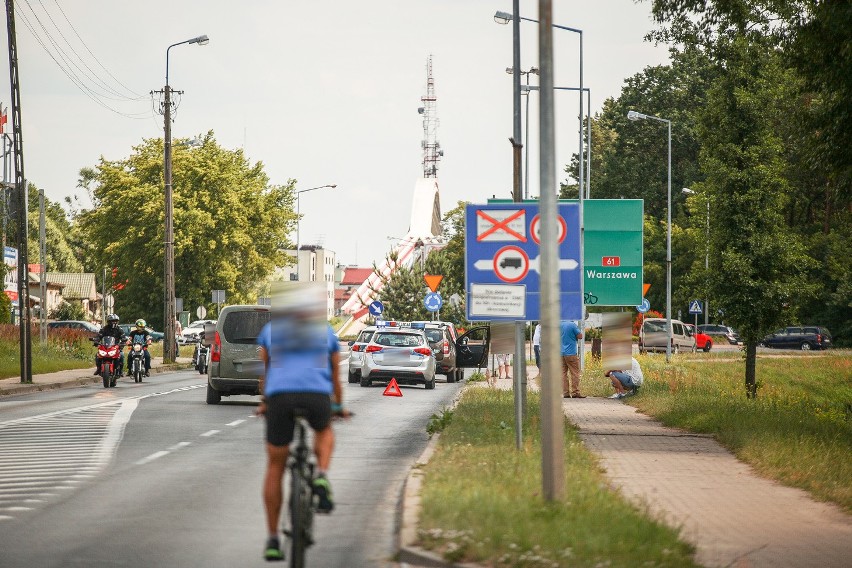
[0,292,10,324]
[49,301,86,321]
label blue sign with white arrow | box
[368,300,384,317]
[424,292,443,312]
[636,298,650,313]
[688,299,703,314]
[464,203,582,321]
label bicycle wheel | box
[289,465,313,568]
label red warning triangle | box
[383,378,403,397]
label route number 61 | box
[602,256,621,267]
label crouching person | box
[605,357,644,399]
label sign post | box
[689,300,703,331]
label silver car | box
[347,326,376,383]
[360,327,437,389]
[204,305,270,404]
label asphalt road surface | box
[0,363,464,567]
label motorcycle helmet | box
[136,319,146,329]
[107,313,120,323]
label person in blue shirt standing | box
[256,283,349,561]
[560,320,584,398]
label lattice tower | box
[418,56,442,178]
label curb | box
[396,385,482,568]
[0,363,193,398]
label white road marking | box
[200,430,220,437]
[135,451,169,466]
[167,442,191,451]
[226,419,245,427]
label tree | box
[25,183,84,273]
[75,132,295,329]
[49,300,86,321]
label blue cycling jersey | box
[256,319,339,396]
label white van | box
[639,318,696,354]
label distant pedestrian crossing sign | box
[688,300,703,314]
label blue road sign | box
[368,300,384,317]
[464,203,582,321]
[636,298,650,313]
[424,292,443,312]
[688,300,703,314]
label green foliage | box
[426,407,454,436]
[49,300,86,321]
[0,291,10,324]
[0,325,93,378]
[75,132,295,329]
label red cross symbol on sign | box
[476,209,527,242]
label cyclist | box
[94,313,125,375]
[256,283,349,561]
[125,319,152,377]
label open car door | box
[455,326,490,368]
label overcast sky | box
[1,1,669,269]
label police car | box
[358,321,437,389]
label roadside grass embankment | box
[417,385,699,567]
[417,351,851,566]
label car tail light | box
[352,344,362,352]
[442,340,449,355]
[413,347,432,356]
[211,331,222,362]
[365,345,383,353]
[816,334,822,344]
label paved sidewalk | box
[0,357,194,397]
[399,368,852,568]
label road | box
[0,363,463,567]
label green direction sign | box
[583,200,643,306]
[484,198,644,306]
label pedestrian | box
[495,353,512,380]
[560,320,584,398]
[256,283,349,561]
[532,322,541,376]
[174,318,182,356]
[605,357,644,399]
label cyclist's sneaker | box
[313,475,334,513]
[263,536,284,561]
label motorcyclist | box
[94,313,126,375]
[125,318,152,377]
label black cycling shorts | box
[265,392,332,447]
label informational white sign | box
[469,283,526,319]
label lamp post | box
[683,187,709,326]
[295,184,336,281]
[628,110,672,362]
[507,67,539,200]
[161,34,208,363]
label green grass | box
[580,351,852,513]
[418,387,698,567]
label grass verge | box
[0,325,94,378]
[418,387,698,567]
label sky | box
[1,0,670,270]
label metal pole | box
[524,79,531,200]
[163,76,176,363]
[665,120,672,363]
[577,31,585,372]
[586,89,591,199]
[705,199,709,326]
[38,188,46,343]
[538,0,564,502]
[296,192,301,281]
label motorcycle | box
[94,335,123,388]
[127,337,149,383]
[193,338,209,375]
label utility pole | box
[39,188,46,344]
[5,0,32,383]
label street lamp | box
[162,34,209,363]
[628,109,673,362]
[295,184,336,281]
[508,67,539,200]
[683,187,709,326]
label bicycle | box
[284,411,315,568]
[284,409,350,568]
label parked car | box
[203,305,270,404]
[638,318,696,354]
[179,319,216,345]
[685,324,712,352]
[117,324,164,343]
[347,325,377,383]
[697,324,741,345]
[359,322,490,389]
[359,326,437,389]
[47,320,99,339]
[759,326,832,351]
[412,320,463,382]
